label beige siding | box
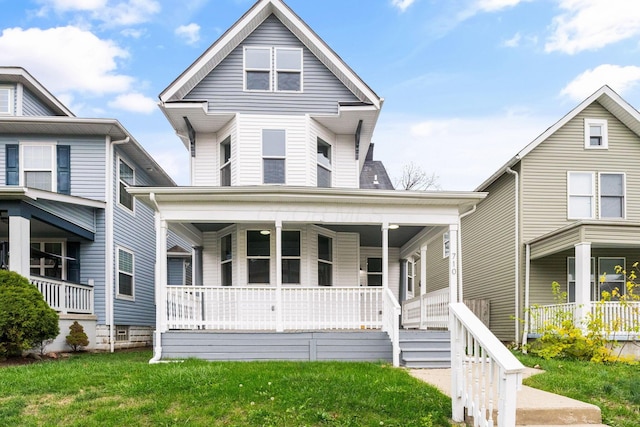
[425,233,449,293]
[193,133,217,186]
[530,227,582,260]
[522,102,640,241]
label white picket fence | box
[31,276,94,314]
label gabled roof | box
[476,85,640,191]
[159,0,381,109]
[0,67,74,117]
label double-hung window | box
[584,119,608,149]
[317,138,331,188]
[244,46,302,92]
[568,172,594,219]
[567,257,596,302]
[282,231,300,284]
[247,230,270,284]
[244,47,271,91]
[367,257,383,286]
[22,144,55,191]
[119,159,134,211]
[220,137,231,187]
[117,247,134,299]
[262,129,286,184]
[318,235,333,286]
[599,257,625,300]
[599,173,625,219]
[221,234,233,286]
[0,86,12,115]
[275,48,302,91]
[443,231,450,258]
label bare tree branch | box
[394,162,441,191]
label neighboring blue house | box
[0,66,191,352]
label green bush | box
[0,270,59,357]
[66,321,89,352]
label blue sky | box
[1,0,640,190]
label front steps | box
[399,329,451,368]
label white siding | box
[360,247,401,300]
[193,133,217,186]
[335,232,359,286]
[334,134,357,188]
[202,231,219,286]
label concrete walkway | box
[410,368,609,426]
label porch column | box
[275,220,283,332]
[448,224,459,304]
[9,214,30,277]
[420,245,427,329]
[382,223,389,289]
[574,242,591,330]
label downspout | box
[506,167,520,345]
[149,192,163,364]
[457,205,477,302]
[522,243,531,350]
[106,136,129,353]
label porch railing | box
[401,288,449,329]
[166,286,385,332]
[382,288,401,367]
[31,276,94,314]
[529,302,640,336]
[450,302,525,427]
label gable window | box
[317,138,331,188]
[275,48,302,92]
[220,137,231,187]
[247,230,270,284]
[0,86,12,115]
[118,159,135,211]
[221,234,233,286]
[318,235,333,286]
[443,231,450,258]
[22,144,55,191]
[599,257,625,300]
[367,257,383,286]
[599,173,625,219]
[117,247,134,299]
[568,172,594,219]
[567,257,596,302]
[263,129,286,184]
[282,231,300,284]
[584,119,608,149]
[244,47,271,91]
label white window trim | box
[19,142,57,191]
[262,129,287,185]
[116,246,135,301]
[0,85,13,115]
[282,229,301,285]
[220,233,233,287]
[567,171,595,220]
[246,230,271,285]
[275,47,303,93]
[366,257,383,287]
[316,138,332,188]
[584,118,608,149]
[30,240,67,280]
[598,257,625,300]
[598,172,626,220]
[443,231,450,259]
[243,46,272,92]
[117,156,136,215]
[220,136,232,187]
[317,233,334,287]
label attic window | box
[245,47,271,91]
[276,48,302,91]
[584,119,608,149]
[244,46,302,92]
[0,86,12,115]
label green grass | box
[516,353,640,427]
[0,350,451,426]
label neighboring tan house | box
[130,0,485,364]
[424,85,640,344]
[0,66,191,352]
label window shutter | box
[6,144,19,185]
[57,145,71,194]
[67,241,81,283]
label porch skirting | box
[157,330,393,362]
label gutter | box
[506,167,520,345]
[457,205,477,302]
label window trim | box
[220,233,233,287]
[117,156,135,214]
[598,172,626,219]
[584,118,608,149]
[244,46,272,92]
[275,47,303,93]
[598,257,625,300]
[247,230,271,285]
[30,240,67,280]
[443,231,450,259]
[366,257,383,287]
[317,234,333,286]
[316,137,332,188]
[262,129,286,184]
[567,256,596,303]
[116,246,135,301]
[282,230,301,285]
[20,142,57,191]
[0,86,13,115]
[567,171,595,220]
[220,136,231,187]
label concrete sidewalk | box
[410,368,609,426]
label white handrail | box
[31,276,94,314]
[402,288,450,330]
[450,302,525,427]
[382,288,401,367]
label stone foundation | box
[94,325,153,351]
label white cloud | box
[374,112,551,191]
[545,0,640,54]
[0,26,133,95]
[108,92,157,114]
[475,0,526,12]
[560,64,640,101]
[37,0,160,26]
[120,28,146,38]
[175,23,200,45]
[503,32,521,47]
[40,0,107,12]
[391,0,416,12]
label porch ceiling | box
[322,224,424,247]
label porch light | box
[389,224,400,230]
[260,230,271,235]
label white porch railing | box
[528,303,576,333]
[382,288,401,367]
[402,288,449,329]
[529,302,640,336]
[166,286,385,332]
[451,302,525,427]
[31,276,94,314]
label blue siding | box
[185,14,359,115]
[22,88,56,116]
[29,199,97,234]
[83,209,107,323]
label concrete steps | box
[399,329,450,368]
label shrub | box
[66,321,89,352]
[0,270,59,357]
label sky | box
[1,0,640,191]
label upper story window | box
[22,144,55,191]
[118,158,135,212]
[599,173,625,219]
[0,86,13,115]
[568,172,595,219]
[584,118,608,149]
[220,137,231,187]
[244,46,303,92]
[117,247,134,299]
[263,129,286,184]
[317,138,331,188]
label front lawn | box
[517,353,640,427]
[0,350,451,426]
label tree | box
[66,321,89,352]
[394,162,441,191]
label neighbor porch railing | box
[31,276,94,314]
[450,302,525,427]
[401,288,449,329]
[529,302,640,336]
[166,286,385,332]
